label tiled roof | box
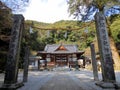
[44,44,78,53]
[44,44,61,52]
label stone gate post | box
[90,43,99,81]
[94,12,120,89]
[1,14,24,89]
[95,12,116,82]
[23,46,29,82]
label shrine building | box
[37,44,85,68]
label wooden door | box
[55,55,67,66]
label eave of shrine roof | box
[44,44,78,53]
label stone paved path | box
[1,69,120,90]
[40,72,84,90]
[39,71,105,90]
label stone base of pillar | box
[95,81,120,89]
[0,82,24,90]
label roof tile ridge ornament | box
[54,43,68,51]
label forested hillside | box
[25,20,96,52]
[110,14,120,50]
[24,14,120,54]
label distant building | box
[37,44,84,69]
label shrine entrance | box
[55,54,67,66]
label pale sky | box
[22,0,75,23]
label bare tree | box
[1,0,30,13]
[67,0,120,21]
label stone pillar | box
[23,46,29,82]
[67,55,69,67]
[45,59,47,69]
[38,59,40,70]
[83,56,85,68]
[95,12,116,82]
[90,43,99,81]
[2,15,24,89]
